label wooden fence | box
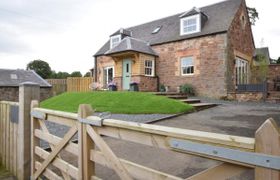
[47,77,94,94]
[0,82,40,180]
[1,83,280,180]
[0,101,19,176]
[67,77,94,92]
[30,102,280,180]
[46,79,67,96]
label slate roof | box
[0,69,52,87]
[94,0,242,56]
[105,37,158,56]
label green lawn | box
[40,92,193,114]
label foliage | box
[26,59,52,79]
[247,7,259,25]
[70,71,82,77]
[50,71,71,79]
[254,54,266,62]
[84,72,91,77]
[277,57,280,64]
[252,53,269,82]
[159,84,166,92]
[40,92,193,114]
[180,84,195,95]
[56,72,71,79]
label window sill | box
[144,75,155,77]
[181,73,194,77]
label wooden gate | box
[30,101,280,180]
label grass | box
[40,91,193,114]
[0,164,13,178]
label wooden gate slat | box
[86,124,133,180]
[38,119,71,180]
[32,123,78,179]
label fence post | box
[255,118,280,180]
[17,82,40,180]
[78,104,95,180]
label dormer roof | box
[105,37,158,56]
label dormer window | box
[110,35,121,49]
[180,14,201,35]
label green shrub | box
[180,84,195,95]
[159,84,166,92]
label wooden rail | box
[30,104,280,180]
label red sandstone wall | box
[152,34,228,98]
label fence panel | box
[46,79,67,96]
[237,83,267,92]
[0,101,19,176]
[67,77,94,92]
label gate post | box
[255,118,280,180]
[17,82,40,180]
[78,104,95,180]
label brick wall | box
[152,34,228,98]
[0,87,52,102]
[227,0,255,92]
[267,65,280,91]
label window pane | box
[183,17,197,33]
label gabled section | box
[180,7,208,36]
[110,28,132,49]
[105,37,158,57]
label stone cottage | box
[93,0,255,98]
[0,69,52,101]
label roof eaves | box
[30,70,52,87]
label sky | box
[0,0,279,75]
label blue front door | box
[122,59,132,90]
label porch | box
[99,37,159,91]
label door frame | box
[122,59,132,90]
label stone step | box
[191,103,217,110]
[167,95,188,99]
[180,99,201,104]
[154,92,187,96]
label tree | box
[84,72,91,77]
[247,7,259,25]
[252,54,269,83]
[71,71,82,77]
[56,71,71,79]
[26,59,52,79]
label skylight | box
[152,26,162,34]
[10,74,17,80]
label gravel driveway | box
[156,100,280,137]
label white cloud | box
[0,0,279,74]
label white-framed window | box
[180,14,201,35]
[103,66,114,87]
[144,60,155,76]
[235,57,249,84]
[110,35,121,49]
[181,57,194,75]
